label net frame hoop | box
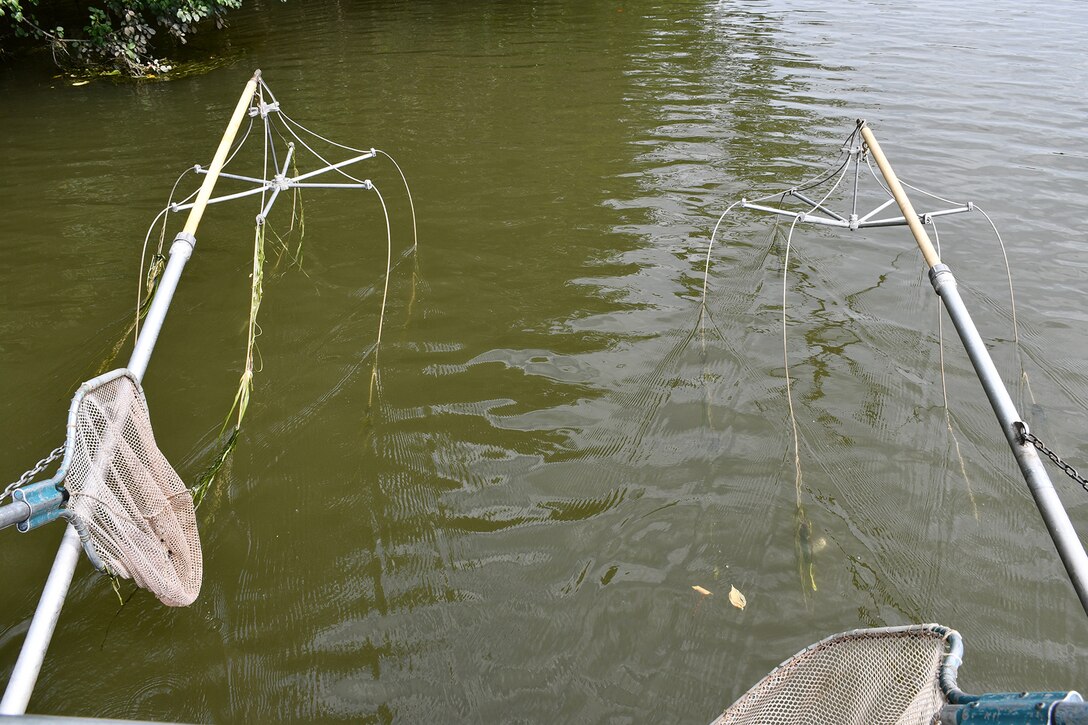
[768,624,966,699]
[25,368,155,573]
[715,623,968,725]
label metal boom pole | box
[860,122,1088,618]
[0,70,262,715]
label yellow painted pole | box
[860,125,942,269]
[183,69,262,237]
[128,70,262,382]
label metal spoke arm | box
[740,197,972,230]
[736,129,972,231]
[174,146,377,222]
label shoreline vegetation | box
[0,0,268,76]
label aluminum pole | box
[932,266,1088,616]
[127,232,195,382]
[862,123,1088,617]
[0,527,81,715]
[1,70,261,715]
[0,500,31,530]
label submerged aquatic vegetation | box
[795,505,817,594]
[114,80,417,509]
[197,195,305,505]
[116,170,306,507]
[191,427,238,507]
[228,220,267,436]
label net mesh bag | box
[713,625,951,725]
[64,371,202,607]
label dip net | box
[64,370,202,607]
[712,624,955,725]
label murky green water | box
[3,1,1088,721]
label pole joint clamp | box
[171,231,197,252]
[929,263,954,295]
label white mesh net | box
[64,371,202,607]
[713,625,950,725]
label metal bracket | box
[13,481,66,533]
[248,100,280,118]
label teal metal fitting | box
[940,691,1085,724]
[12,481,66,533]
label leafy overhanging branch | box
[0,0,254,76]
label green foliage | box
[0,0,35,37]
[1,0,252,75]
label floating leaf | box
[729,585,747,610]
[692,585,712,596]
[71,80,90,86]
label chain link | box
[1020,427,1088,495]
[2,445,64,503]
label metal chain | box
[2,445,64,502]
[1020,428,1088,495]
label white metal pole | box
[0,527,81,715]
